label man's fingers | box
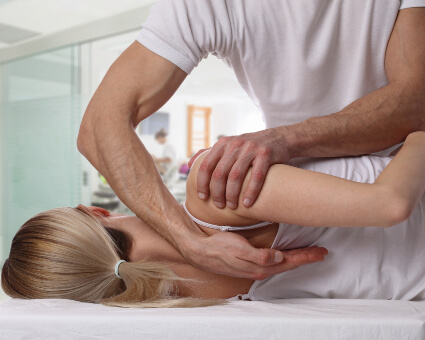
[235,246,287,270]
[230,251,327,281]
[242,158,270,207]
[188,148,209,168]
[210,155,241,208]
[197,147,224,200]
[225,159,252,209]
[281,247,328,269]
[284,246,329,256]
[247,247,328,280]
[240,246,328,267]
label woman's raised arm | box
[232,132,425,228]
[188,132,425,229]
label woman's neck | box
[169,261,255,299]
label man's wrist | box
[275,124,305,160]
[277,117,331,159]
[173,228,209,262]
[166,206,209,252]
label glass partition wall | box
[0,45,83,261]
[0,30,138,264]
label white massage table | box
[1,298,425,339]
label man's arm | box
[193,8,425,210]
[78,42,193,248]
[286,8,425,158]
[78,42,323,280]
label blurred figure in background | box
[152,128,176,175]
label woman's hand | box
[179,231,328,280]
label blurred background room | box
[0,0,265,301]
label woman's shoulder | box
[186,151,265,227]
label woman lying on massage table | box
[2,131,425,308]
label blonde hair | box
[1,206,222,308]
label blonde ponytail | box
[1,207,223,308]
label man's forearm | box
[78,115,206,250]
[282,81,425,158]
[76,41,204,253]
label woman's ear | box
[84,205,111,217]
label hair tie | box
[114,260,126,279]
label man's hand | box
[189,128,292,210]
[180,231,328,280]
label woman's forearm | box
[230,132,425,228]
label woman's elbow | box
[382,193,415,228]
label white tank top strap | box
[182,201,272,232]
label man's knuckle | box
[251,170,265,181]
[218,136,229,144]
[258,145,272,157]
[230,138,244,151]
[199,160,211,173]
[228,169,242,181]
[212,168,225,180]
[258,251,270,265]
[245,141,256,151]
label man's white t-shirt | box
[137,0,425,128]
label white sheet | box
[1,298,425,339]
